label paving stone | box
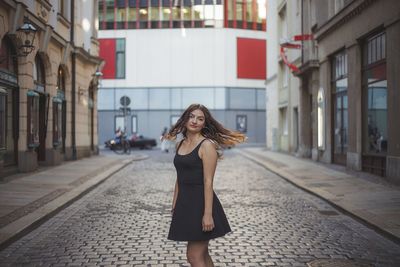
[0,150,399,266]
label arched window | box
[317,87,325,150]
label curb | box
[237,149,400,245]
[0,154,148,251]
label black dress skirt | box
[168,139,231,241]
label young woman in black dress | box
[164,104,246,267]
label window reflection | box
[98,0,266,31]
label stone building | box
[266,0,301,153]
[0,0,102,177]
[297,0,400,183]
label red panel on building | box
[99,39,116,79]
[237,38,266,80]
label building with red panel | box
[97,0,267,144]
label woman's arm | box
[171,179,179,213]
[200,140,218,231]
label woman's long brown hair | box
[164,104,246,156]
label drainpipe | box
[71,0,77,160]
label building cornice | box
[74,47,102,66]
[294,60,319,77]
[314,0,378,41]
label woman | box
[164,104,246,267]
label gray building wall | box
[98,87,266,146]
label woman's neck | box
[185,132,203,144]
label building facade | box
[297,0,400,183]
[97,0,267,145]
[0,0,102,177]
[266,0,301,153]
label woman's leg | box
[187,240,212,267]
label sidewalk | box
[238,147,400,243]
[0,152,148,250]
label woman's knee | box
[186,242,208,265]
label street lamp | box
[16,19,37,57]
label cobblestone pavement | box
[0,150,399,267]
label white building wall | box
[99,28,266,89]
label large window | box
[116,39,126,79]
[363,32,387,155]
[362,32,387,176]
[332,50,348,164]
[98,0,265,31]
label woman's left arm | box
[200,140,218,232]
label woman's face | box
[185,109,205,133]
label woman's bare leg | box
[187,240,212,267]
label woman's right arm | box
[171,179,179,213]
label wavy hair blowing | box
[165,104,247,155]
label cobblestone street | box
[0,150,399,266]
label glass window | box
[53,100,62,147]
[229,88,256,109]
[317,87,325,149]
[105,0,115,29]
[236,0,243,21]
[182,88,214,108]
[366,80,387,154]
[246,0,253,22]
[131,115,138,133]
[193,5,203,21]
[116,39,125,79]
[363,32,387,156]
[149,88,170,109]
[331,50,348,159]
[27,93,40,147]
[150,0,160,22]
[98,89,115,110]
[0,90,5,150]
[128,6,137,21]
[182,0,192,21]
[256,89,266,110]
[227,0,233,20]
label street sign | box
[120,95,131,107]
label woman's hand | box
[202,214,214,232]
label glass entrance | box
[333,91,348,164]
[331,51,348,165]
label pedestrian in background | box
[163,104,246,267]
[160,127,170,153]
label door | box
[37,94,47,162]
[333,92,348,165]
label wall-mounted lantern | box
[16,19,37,57]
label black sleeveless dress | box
[168,139,231,241]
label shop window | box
[27,91,40,148]
[0,89,6,150]
[332,50,348,164]
[363,32,387,155]
[362,32,387,176]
